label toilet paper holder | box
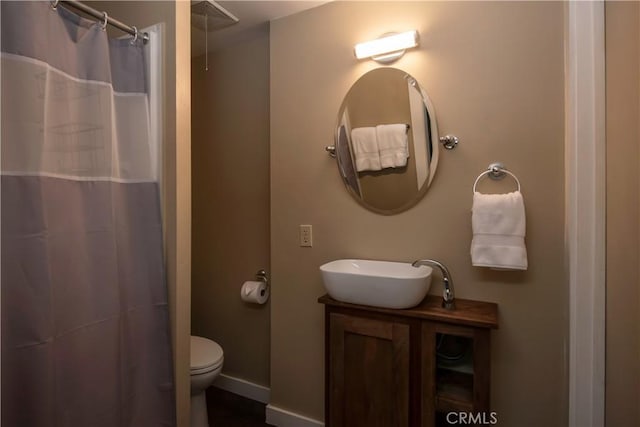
[240,270,270,304]
[256,269,269,292]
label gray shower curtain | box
[1,2,175,426]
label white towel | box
[351,127,381,172]
[471,191,528,270]
[376,124,409,168]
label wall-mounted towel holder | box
[473,162,521,193]
[324,132,459,158]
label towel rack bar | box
[473,162,521,193]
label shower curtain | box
[1,2,175,426]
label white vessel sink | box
[319,259,433,309]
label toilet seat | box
[190,335,224,376]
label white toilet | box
[190,335,224,427]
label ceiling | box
[191,1,329,56]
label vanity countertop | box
[318,294,499,329]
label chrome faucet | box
[411,259,455,310]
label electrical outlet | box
[299,224,313,247]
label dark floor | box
[206,386,273,426]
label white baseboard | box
[265,404,324,427]
[212,374,270,404]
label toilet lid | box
[190,336,223,373]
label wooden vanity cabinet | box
[319,295,498,427]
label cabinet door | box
[421,322,491,427]
[329,313,411,427]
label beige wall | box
[270,2,566,425]
[605,2,640,426]
[89,2,192,425]
[191,28,271,386]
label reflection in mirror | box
[335,68,439,214]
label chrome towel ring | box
[473,162,521,193]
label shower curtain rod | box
[52,0,149,43]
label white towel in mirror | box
[471,191,528,270]
[351,127,381,172]
[377,124,409,169]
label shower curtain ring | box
[50,0,59,10]
[101,11,109,31]
[130,26,139,44]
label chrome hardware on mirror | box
[325,145,337,158]
[439,135,459,150]
[326,134,457,156]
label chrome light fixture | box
[354,30,419,63]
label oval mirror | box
[335,68,439,214]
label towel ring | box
[473,162,521,193]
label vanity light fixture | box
[354,30,419,63]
